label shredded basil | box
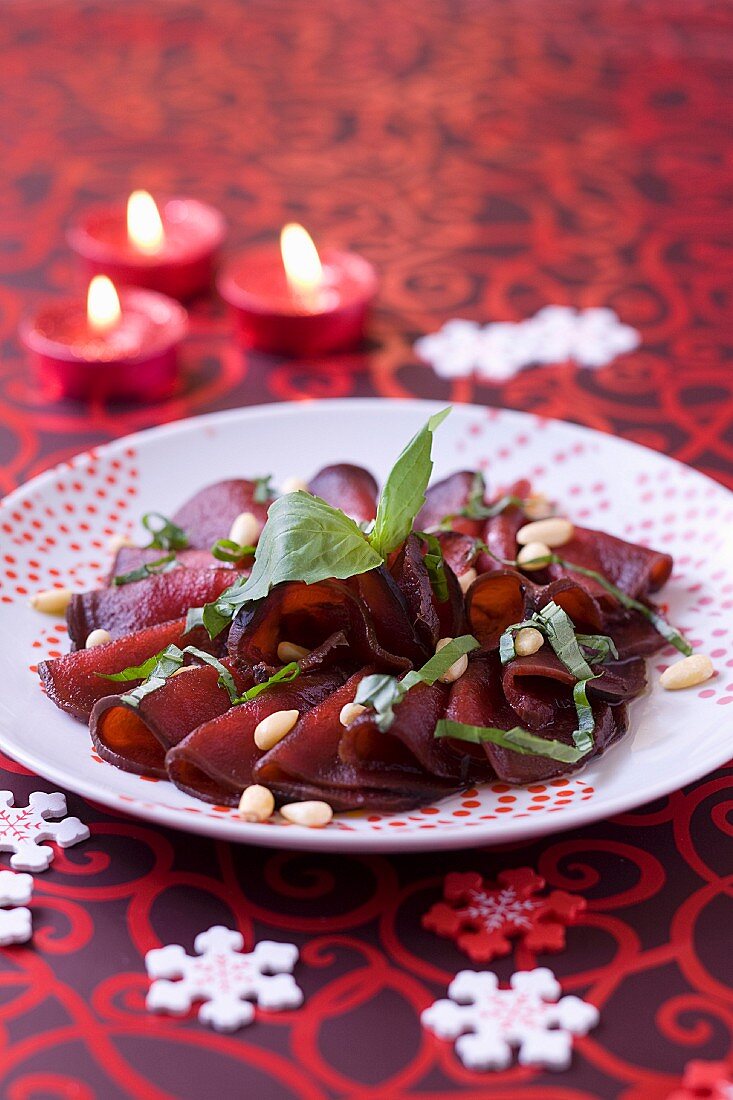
[210,538,256,563]
[141,513,189,551]
[355,635,479,732]
[535,600,595,680]
[117,645,185,707]
[234,662,301,704]
[434,718,588,764]
[111,553,178,586]
[253,475,275,503]
[576,633,619,662]
[417,531,449,603]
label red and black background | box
[0,1,731,1096]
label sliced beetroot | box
[436,531,477,579]
[89,658,252,778]
[228,576,422,673]
[166,672,342,804]
[390,534,441,648]
[171,479,273,550]
[467,569,527,650]
[415,471,484,536]
[67,568,239,649]
[546,526,673,602]
[255,672,455,810]
[307,464,379,523]
[109,547,236,584]
[476,479,531,573]
[347,568,428,665]
[38,617,219,723]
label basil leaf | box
[97,653,163,682]
[234,662,301,704]
[434,718,588,764]
[105,645,242,708]
[498,620,539,665]
[211,538,256,563]
[142,513,189,551]
[355,635,479,731]
[572,678,596,755]
[370,407,451,557]
[241,492,383,605]
[253,475,274,503]
[453,472,524,522]
[111,553,178,586]
[181,646,240,704]
[576,633,619,663]
[118,645,185,707]
[535,601,595,681]
[186,574,249,639]
[417,530,449,603]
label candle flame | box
[127,190,165,253]
[280,223,323,298]
[87,275,122,333]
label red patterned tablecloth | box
[0,1,731,1096]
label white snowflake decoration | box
[145,926,303,1033]
[0,906,32,945]
[421,967,599,1071]
[0,869,34,906]
[0,791,90,872]
[414,306,640,381]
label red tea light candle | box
[67,191,226,300]
[20,275,188,401]
[218,223,377,355]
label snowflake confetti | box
[145,926,303,1033]
[0,791,90,872]
[422,967,599,1071]
[422,868,586,963]
[414,306,640,381]
[0,906,32,945]
[0,869,34,906]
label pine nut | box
[238,784,275,822]
[107,533,136,554]
[436,637,469,683]
[458,567,477,594]
[660,654,714,691]
[85,628,112,649]
[253,709,299,750]
[30,587,72,615]
[228,511,261,547]
[516,517,574,548]
[340,701,367,726]
[514,626,544,656]
[276,641,311,663]
[281,477,309,494]
[280,800,333,828]
[522,494,554,521]
[516,541,552,571]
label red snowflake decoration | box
[667,1060,733,1100]
[422,868,586,963]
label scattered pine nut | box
[660,654,714,690]
[238,784,275,822]
[228,511,261,547]
[281,477,309,494]
[516,541,552,571]
[514,626,544,656]
[107,533,136,554]
[30,588,72,615]
[253,709,300,751]
[280,800,333,828]
[436,637,469,683]
[458,567,477,594]
[276,640,311,663]
[516,517,574,548]
[340,701,367,726]
[85,628,112,649]
[522,494,554,521]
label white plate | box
[0,399,731,852]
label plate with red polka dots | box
[0,399,731,852]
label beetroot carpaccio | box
[37,426,688,821]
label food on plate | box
[37,408,708,825]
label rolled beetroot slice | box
[415,470,484,537]
[89,659,253,778]
[38,617,218,723]
[307,464,379,524]
[255,672,455,811]
[171,479,273,550]
[228,576,422,673]
[347,568,428,666]
[108,547,237,584]
[166,673,343,805]
[546,526,673,602]
[467,569,527,650]
[67,568,240,650]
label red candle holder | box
[218,247,378,356]
[20,287,188,401]
[67,197,226,301]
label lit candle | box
[67,191,226,300]
[20,276,188,401]
[218,223,378,355]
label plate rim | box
[1,397,731,853]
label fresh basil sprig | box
[444,471,524,525]
[116,644,185,707]
[112,553,178,586]
[141,512,189,551]
[210,538,256,563]
[434,718,589,764]
[354,635,479,732]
